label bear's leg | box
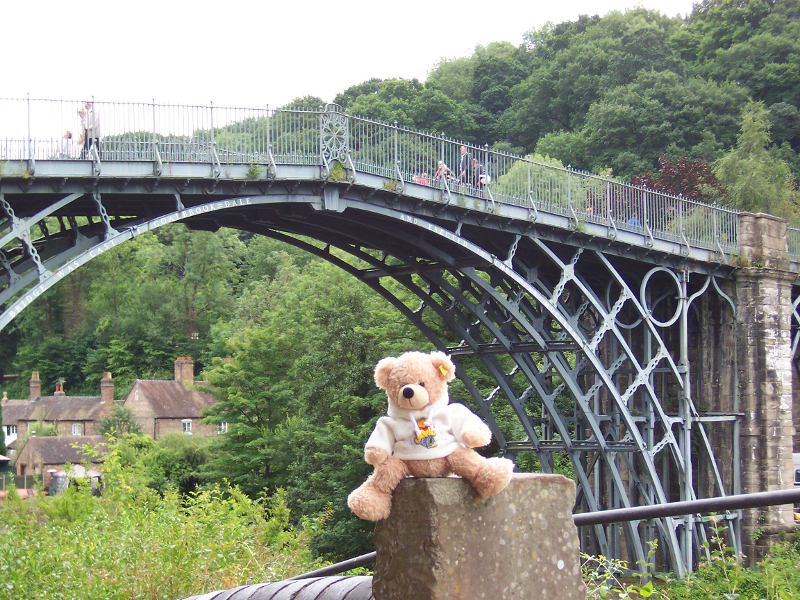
[406,456,450,478]
[347,456,410,521]
[446,447,514,498]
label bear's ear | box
[430,352,456,383]
[374,357,398,389]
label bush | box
[582,530,800,599]
[0,441,321,600]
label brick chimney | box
[30,371,41,400]
[54,382,66,396]
[100,372,114,403]
[174,357,194,384]
[1,391,7,405]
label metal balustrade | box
[0,95,770,259]
[788,225,800,261]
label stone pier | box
[736,213,796,562]
[373,474,585,600]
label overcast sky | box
[6,0,696,109]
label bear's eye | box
[419,382,425,387]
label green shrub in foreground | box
[0,442,321,600]
[583,527,800,599]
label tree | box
[536,71,749,177]
[470,42,531,111]
[681,0,797,64]
[426,57,474,105]
[699,31,800,106]
[632,155,726,203]
[713,102,798,217]
[282,416,376,559]
[505,9,684,152]
[28,421,58,436]
[200,326,303,497]
[141,433,210,495]
[333,78,384,110]
[156,226,243,341]
[200,250,310,496]
[678,0,800,119]
[346,78,425,127]
[98,404,143,436]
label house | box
[12,435,108,489]
[122,357,222,440]
[15,372,115,438]
[1,391,29,447]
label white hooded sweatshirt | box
[365,393,487,461]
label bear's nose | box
[402,387,414,399]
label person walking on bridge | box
[459,145,473,185]
[79,101,100,158]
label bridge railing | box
[1,97,741,255]
[788,226,800,262]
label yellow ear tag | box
[439,364,449,377]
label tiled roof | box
[133,381,217,419]
[2,400,29,426]
[15,435,108,465]
[19,396,107,422]
[180,576,373,600]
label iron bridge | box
[3,98,799,576]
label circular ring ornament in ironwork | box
[640,266,682,328]
[321,111,349,165]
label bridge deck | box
[4,99,795,274]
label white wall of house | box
[3,424,17,446]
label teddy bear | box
[347,350,515,521]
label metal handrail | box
[0,97,742,257]
[290,488,800,580]
[788,225,800,262]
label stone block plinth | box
[373,474,585,600]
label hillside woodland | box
[1,0,799,562]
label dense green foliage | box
[98,404,143,436]
[583,528,800,599]
[0,441,320,600]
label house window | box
[7,425,16,435]
[218,422,228,434]
[182,419,192,434]
[72,423,82,436]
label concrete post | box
[373,474,585,600]
[735,212,796,562]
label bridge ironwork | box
[1,98,796,575]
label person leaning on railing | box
[412,173,429,186]
[58,131,74,159]
[435,161,454,183]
